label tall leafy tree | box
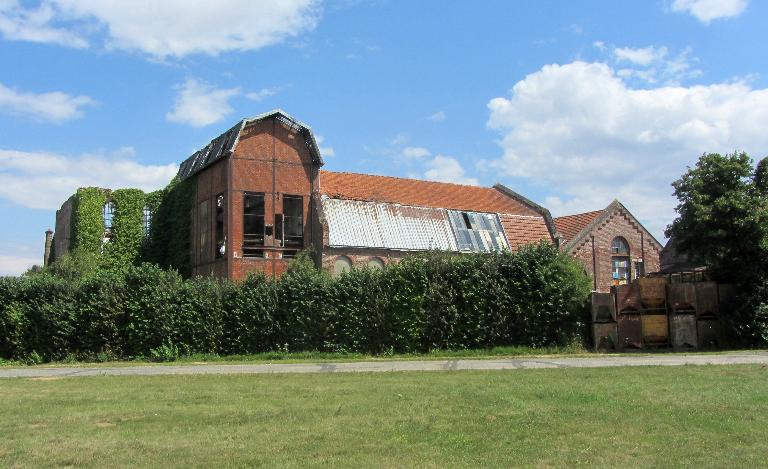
[666,152,768,282]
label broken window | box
[103,201,114,236]
[448,210,509,252]
[215,194,225,259]
[283,195,304,249]
[243,192,265,257]
[142,206,151,237]
[198,200,210,263]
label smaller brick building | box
[554,200,662,292]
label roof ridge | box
[554,209,603,221]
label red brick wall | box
[322,248,407,274]
[225,116,319,281]
[567,207,662,292]
[191,158,228,278]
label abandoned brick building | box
[50,109,661,289]
[554,201,663,293]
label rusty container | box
[641,314,669,346]
[695,282,719,318]
[615,283,642,314]
[618,314,642,349]
[592,322,618,351]
[667,283,697,313]
[591,292,616,323]
[697,318,720,348]
[638,277,666,310]
[670,314,697,349]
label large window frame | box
[243,192,265,257]
[215,193,226,259]
[611,237,630,286]
[282,195,304,249]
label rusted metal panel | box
[695,282,719,317]
[618,314,642,349]
[697,319,720,348]
[637,277,666,310]
[591,292,616,322]
[592,322,618,351]
[615,283,642,314]
[322,197,459,251]
[667,283,697,313]
[670,314,697,349]
[641,314,669,346]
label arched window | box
[367,257,385,270]
[103,201,114,234]
[611,237,629,255]
[611,237,630,286]
[333,256,353,277]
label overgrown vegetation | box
[1,244,591,362]
[667,151,768,345]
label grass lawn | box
[1,365,766,468]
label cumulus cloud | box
[671,0,747,23]
[597,43,701,85]
[486,61,768,239]
[423,155,478,186]
[245,86,281,101]
[613,46,668,66]
[166,79,240,127]
[0,147,178,210]
[315,135,335,158]
[0,0,321,59]
[0,81,95,123]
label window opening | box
[215,194,225,258]
[142,206,152,237]
[334,256,352,277]
[103,201,114,236]
[283,195,304,249]
[243,192,265,257]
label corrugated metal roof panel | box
[322,197,458,251]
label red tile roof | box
[320,170,552,249]
[321,171,539,215]
[554,210,603,243]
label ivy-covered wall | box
[60,180,194,273]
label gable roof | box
[320,171,554,249]
[554,200,663,252]
[177,109,323,181]
[554,210,603,244]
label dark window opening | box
[283,195,304,248]
[634,261,645,279]
[461,212,472,229]
[198,200,210,263]
[243,192,265,257]
[142,206,152,237]
[215,194,225,259]
[611,237,629,254]
[275,213,284,247]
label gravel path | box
[1,351,766,379]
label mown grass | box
[1,365,766,467]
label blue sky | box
[1,0,766,275]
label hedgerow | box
[0,244,591,362]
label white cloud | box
[0,147,178,210]
[0,0,88,48]
[613,46,667,66]
[402,146,431,159]
[428,111,446,122]
[486,61,768,239]
[315,135,334,158]
[0,254,41,276]
[0,0,321,59]
[245,87,280,101]
[423,155,478,186]
[0,81,95,123]
[166,79,240,128]
[671,0,747,23]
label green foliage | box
[145,177,195,276]
[71,187,107,254]
[0,248,592,362]
[666,152,768,282]
[103,189,146,270]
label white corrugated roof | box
[322,197,458,251]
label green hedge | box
[0,244,591,361]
